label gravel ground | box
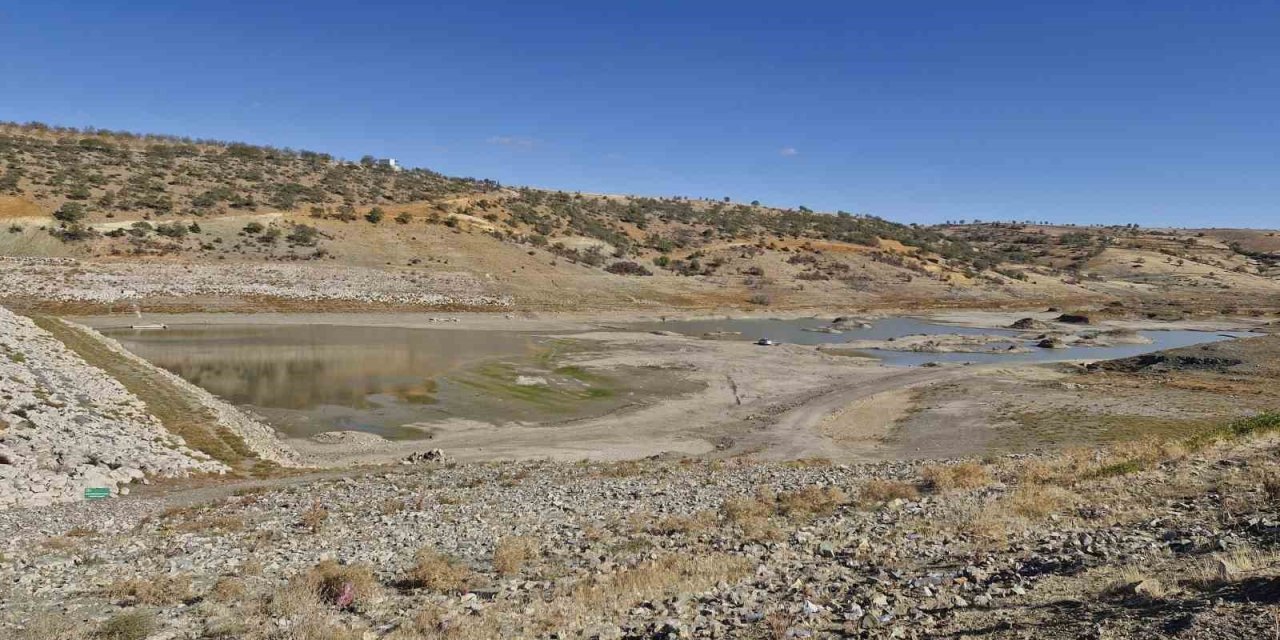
[2,433,1280,639]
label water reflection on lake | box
[104,325,540,439]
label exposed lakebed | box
[102,317,1248,442]
[624,316,1250,366]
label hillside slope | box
[2,122,1277,314]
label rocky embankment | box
[0,307,227,509]
[3,419,1280,639]
[0,258,512,308]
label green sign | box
[84,487,110,500]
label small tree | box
[54,202,88,224]
[365,207,385,224]
[242,222,264,234]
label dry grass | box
[922,462,992,491]
[17,612,86,640]
[378,497,407,515]
[1252,467,1280,502]
[776,486,848,520]
[523,553,749,635]
[492,536,539,576]
[720,496,772,523]
[859,479,920,504]
[647,511,717,536]
[1103,565,1167,602]
[1191,547,1280,588]
[299,503,329,533]
[300,560,381,608]
[1003,485,1077,519]
[95,610,156,640]
[207,576,247,603]
[285,618,363,640]
[1013,459,1057,485]
[404,548,475,593]
[103,573,193,605]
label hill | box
[1,122,1277,314]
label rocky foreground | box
[2,415,1280,639]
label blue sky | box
[2,1,1278,227]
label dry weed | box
[776,486,847,519]
[1004,485,1077,519]
[301,560,381,608]
[859,479,920,503]
[405,548,474,593]
[922,462,992,491]
[17,612,86,640]
[493,536,539,576]
[103,573,193,605]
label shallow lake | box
[104,324,693,440]
[104,318,1249,440]
[624,316,1250,366]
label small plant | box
[299,503,328,533]
[95,610,156,640]
[921,462,992,491]
[301,560,380,609]
[404,547,474,593]
[365,207,385,223]
[103,574,192,605]
[776,486,847,519]
[206,576,247,603]
[492,536,539,576]
[859,479,920,504]
[605,260,652,276]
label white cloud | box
[779,147,799,157]
[487,135,537,149]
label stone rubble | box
[0,307,227,509]
[0,259,512,307]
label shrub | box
[49,223,97,242]
[16,613,85,640]
[404,548,474,593]
[103,574,192,605]
[859,479,920,504]
[154,222,188,238]
[1004,485,1076,519]
[299,504,328,532]
[301,560,380,608]
[776,486,847,519]
[921,462,992,491]
[54,202,88,223]
[492,536,539,576]
[242,221,264,234]
[605,260,652,276]
[95,610,156,640]
[365,207,385,223]
[287,224,320,246]
[394,212,412,224]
